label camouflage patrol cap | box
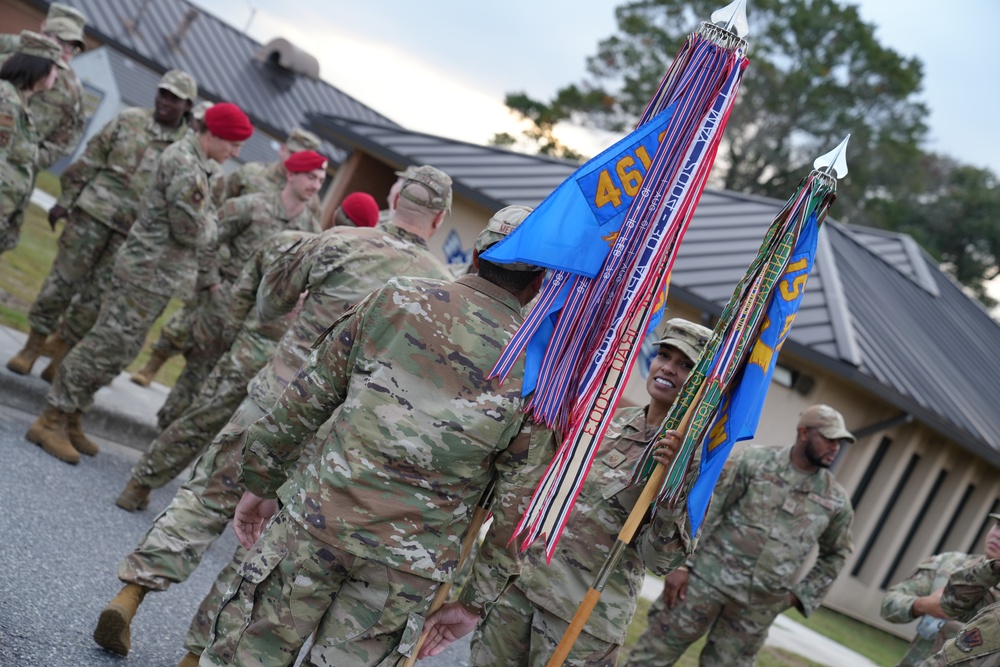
[17,31,67,69]
[474,205,542,272]
[158,70,197,102]
[653,318,711,364]
[285,127,321,153]
[190,101,213,121]
[394,165,418,179]
[399,165,453,213]
[798,404,856,443]
[42,3,86,48]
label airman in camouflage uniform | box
[0,31,65,254]
[152,152,325,430]
[0,3,87,170]
[420,320,711,667]
[93,167,454,660]
[919,556,1000,666]
[624,404,856,667]
[5,70,195,379]
[199,205,551,667]
[131,126,325,387]
[881,514,1000,667]
[24,103,252,466]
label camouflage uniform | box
[47,131,217,413]
[154,190,319,428]
[201,272,554,667]
[0,31,84,170]
[625,444,854,667]
[470,406,698,667]
[128,231,311,489]
[26,107,190,341]
[0,79,39,252]
[921,560,1000,666]
[114,222,450,654]
[882,552,984,667]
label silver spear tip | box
[711,0,750,38]
[813,134,851,179]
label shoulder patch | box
[0,113,14,129]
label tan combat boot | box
[6,328,47,375]
[177,652,200,667]
[115,478,152,512]
[38,332,60,356]
[94,583,149,656]
[130,349,169,387]
[25,405,80,464]
[39,334,72,383]
[66,410,99,456]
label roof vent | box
[255,38,320,79]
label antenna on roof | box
[122,0,154,36]
[244,3,258,34]
[166,8,200,52]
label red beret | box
[340,192,379,228]
[204,103,253,141]
[284,150,327,173]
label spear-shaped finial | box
[814,134,851,179]
[711,0,750,38]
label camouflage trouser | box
[118,397,266,592]
[155,346,223,430]
[48,283,171,413]
[469,584,619,667]
[150,302,192,357]
[622,572,781,667]
[920,605,1000,666]
[201,508,439,667]
[131,335,270,489]
[0,200,26,253]
[27,209,124,339]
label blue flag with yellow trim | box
[483,103,677,278]
[687,210,821,536]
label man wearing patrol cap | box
[882,511,1000,667]
[420,318,711,666]
[92,166,455,661]
[130,125,327,388]
[198,205,550,666]
[7,69,197,380]
[25,101,252,466]
[625,403,856,667]
[0,3,87,168]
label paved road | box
[0,403,472,667]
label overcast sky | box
[201,0,999,174]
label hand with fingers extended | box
[662,567,690,609]
[233,491,278,550]
[417,601,481,659]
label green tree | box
[502,0,929,228]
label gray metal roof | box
[314,115,1000,462]
[102,47,277,165]
[32,0,397,162]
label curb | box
[0,327,164,450]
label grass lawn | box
[0,175,185,387]
[620,597,908,666]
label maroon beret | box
[284,150,327,173]
[204,103,253,141]
[340,192,379,228]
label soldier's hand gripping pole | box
[403,476,497,667]
[545,387,703,667]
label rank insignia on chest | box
[603,450,627,469]
[956,627,983,652]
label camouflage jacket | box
[204,190,319,287]
[882,552,983,667]
[246,222,450,410]
[0,35,84,169]
[112,132,220,297]
[689,444,854,615]
[0,80,38,222]
[241,274,555,586]
[508,406,698,644]
[942,559,1000,623]
[56,107,189,233]
[223,159,321,226]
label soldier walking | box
[23,102,252,465]
[6,70,196,379]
